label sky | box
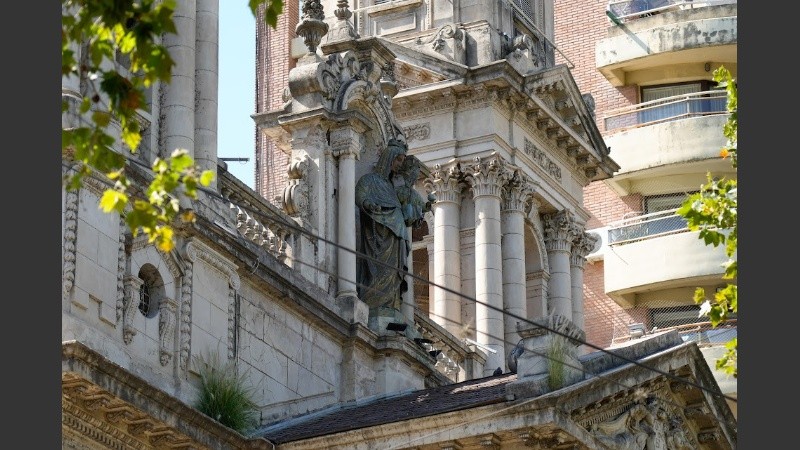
[218,3,257,189]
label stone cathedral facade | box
[62,1,737,449]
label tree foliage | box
[61,0,284,252]
[676,66,737,378]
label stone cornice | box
[62,340,274,449]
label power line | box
[195,180,737,405]
[61,157,737,407]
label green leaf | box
[200,170,215,186]
[99,189,128,213]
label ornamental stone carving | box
[295,0,328,54]
[282,155,310,218]
[403,123,430,143]
[465,155,509,199]
[571,231,600,268]
[424,162,464,204]
[543,210,577,253]
[116,216,126,323]
[158,297,177,366]
[179,258,192,372]
[122,276,144,345]
[590,396,697,450]
[502,171,537,214]
[62,188,79,303]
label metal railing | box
[607,208,688,245]
[607,0,737,24]
[604,90,728,132]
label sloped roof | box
[258,372,516,444]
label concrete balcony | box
[598,1,737,86]
[603,214,732,307]
[602,106,733,196]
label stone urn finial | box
[296,0,329,55]
[326,0,359,43]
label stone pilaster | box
[424,162,464,336]
[543,210,577,320]
[465,154,510,375]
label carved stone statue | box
[355,138,428,316]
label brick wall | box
[255,3,299,206]
[554,0,642,347]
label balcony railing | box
[613,319,737,347]
[604,90,728,132]
[607,208,688,245]
[607,0,737,24]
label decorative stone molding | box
[282,155,310,218]
[424,162,463,204]
[158,297,177,366]
[122,276,144,345]
[393,86,457,119]
[116,216,126,323]
[465,155,509,199]
[227,288,237,361]
[63,188,79,304]
[329,126,363,160]
[523,137,562,182]
[403,122,430,143]
[543,210,577,253]
[179,256,192,372]
[63,375,199,449]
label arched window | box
[137,264,165,319]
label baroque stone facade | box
[62,1,736,449]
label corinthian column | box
[424,163,464,336]
[330,126,361,300]
[161,0,196,158]
[465,155,509,375]
[543,210,576,320]
[194,0,219,189]
[570,229,599,331]
[501,171,535,349]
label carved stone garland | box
[63,188,79,303]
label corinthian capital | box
[571,231,600,267]
[503,170,537,213]
[465,154,509,199]
[543,210,577,253]
[424,162,464,204]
